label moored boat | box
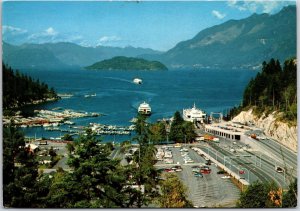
[183,103,206,123]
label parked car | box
[276,166,284,173]
[205,160,211,165]
[171,166,183,172]
[164,168,175,173]
[194,172,203,178]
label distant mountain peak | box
[141,5,296,70]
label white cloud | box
[27,27,59,43]
[212,10,226,19]
[2,25,27,35]
[98,35,121,43]
[45,27,58,36]
[227,0,294,14]
[96,35,122,46]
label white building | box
[183,103,206,123]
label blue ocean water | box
[19,68,257,142]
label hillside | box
[227,58,296,121]
[2,42,162,70]
[2,63,59,109]
[86,56,168,70]
[142,5,296,69]
[226,57,297,151]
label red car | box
[164,168,175,173]
[239,170,245,174]
[200,168,211,174]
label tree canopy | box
[226,58,297,122]
[3,63,58,109]
[169,111,196,143]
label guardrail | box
[195,148,250,189]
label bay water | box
[19,68,257,143]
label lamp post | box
[255,153,262,167]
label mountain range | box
[2,5,296,70]
[2,42,162,70]
[142,5,296,70]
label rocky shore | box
[232,109,297,152]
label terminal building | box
[204,123,246,141]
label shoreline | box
[4,97,61,112]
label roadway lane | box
[201,142,291,188]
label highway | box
[194,129,297,189]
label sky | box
[2,0,296,51]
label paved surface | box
[194,129,297,189]
[155,147,241,207]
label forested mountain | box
[227,58,297,122]
[142,5,296,69]
[2,42,162,70]
[86,56,168,70]
[2,63,59,109]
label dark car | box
[194,172,203,177]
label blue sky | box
[2,0,296,51]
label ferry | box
[133,78,142,84]
[183,103,206,123]
[138,101,151,116]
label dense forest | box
[226,58,297,122]
[86,56,168,70]
[3,63,59,109]
[3,114,192,208]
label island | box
[85,56,168,70]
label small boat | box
[84,93,96,98]
[138,101,151,116]
[133,78,142,84]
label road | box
[194,129,297,189]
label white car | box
[230,148,236,153]
[221,176,231,179]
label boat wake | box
[103,76,133,84]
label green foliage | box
[62,133,73,141]
[227,58,297,122]
[86,56,168,70]
[169,111,196,143]
[158,173,193,208]
[65,142,75,154]
[282,179,297,208]
[2,63,59,109]
[148,122,167,144]
[3,124,41,208]
[237,181,279,208]
[237,180,298,208]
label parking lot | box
[154,146,241,207]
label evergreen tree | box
[158,173,193,208]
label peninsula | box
[85,56,168,70]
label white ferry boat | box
[183,103,206,123]
[133,78,142,84]
[138,101,151,115]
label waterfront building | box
[204,123,244,141]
